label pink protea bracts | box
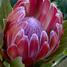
[4,0,64,66]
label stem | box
[52,53,67,67]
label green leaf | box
[0,0,12,18]
[10,57,25,67]
[63,48,67,56]
[0,32,3,48]
[0,0,12,29]
[0,0,12,48]
[3,61,10,67]
[40,63,52,67]
[0,55,3,61]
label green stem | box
[52,53,67,67]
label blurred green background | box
[51,0,67,20]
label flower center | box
[23,17,43,39]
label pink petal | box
[14,29,24,44]
[52,41,60,53]
[47,9,63,32]
[29,0,38,16]
[48,9,63,32]
[47,3,58,32]
[38,0,50,23]
[7,45,18,60]
[7,6,25,23]
[14,0,38,16]
[44,3,57,32]
[39,3,57,30]
[47,16,58,32]
[49,30,58,54]
[6,20,28,45]
[36,41,49,60]
[56,10,63,24]
[5,7,25,33]
[40,31,48,46]
[17,35,29,59]
[55,23,64,39]
[6,27,24,46]
[29,33,39,58]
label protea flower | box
[4,0,64,66]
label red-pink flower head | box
[4,0,64,66]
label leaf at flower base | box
[0,55,3,61]
[40,63,52,67]
[63,48,67,56]
[3,61,10,67]
[0,0,12,49]
[34,60,52,67]
[0,31,3,48]
[10,57,25,67]
[0,0,12,29]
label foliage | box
[10,57,25,67]
[0,0,12,29]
